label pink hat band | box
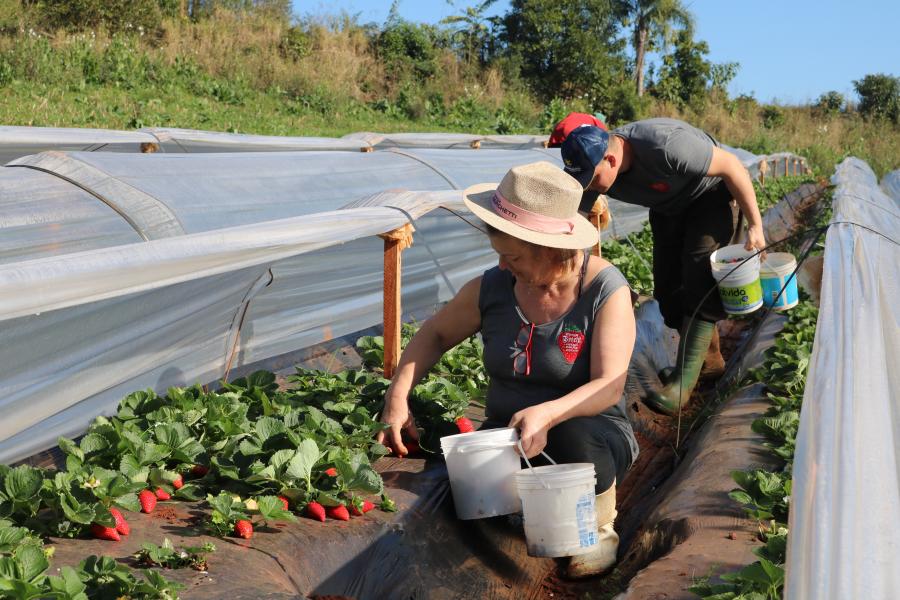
[490,191,575,234]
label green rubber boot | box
[644,318,716,415]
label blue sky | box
[294,0,899,105]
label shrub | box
[853,73,900,123]
[761,105,785,129]
[814,91,844,116]
[376,21,439,81]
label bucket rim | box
[440,426,517,450]
[760,252,798,274]
[514,462,595,488]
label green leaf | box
[0,526,28,552]
[255,496,297,523]
[286,439,320,482]
[14,543,49,582]
[46,566,88,598]
[255,417,286,442]
[59,495,95,525]
[119,454,150,483]
[79,433,110,456]
[58,437,85,462]
[4,466,44,501]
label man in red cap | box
[548,112,606,147]
[561,119,766,414]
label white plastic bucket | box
[760,252,799,311]
[440,427,522,520]
[514,463,598,557]
[709,244,763,315]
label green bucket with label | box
[709,245,763,315]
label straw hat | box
[463,161,599,249]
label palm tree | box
[441,0,499,65]
[618,0,695,96]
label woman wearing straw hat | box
[377,161,638,578]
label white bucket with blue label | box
[514,463,598,557]
[760,252,799,311]
[710,244,763,315]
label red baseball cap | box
[548,112,607,147]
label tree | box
[441,0,499,65]
[499,0,627,103]
[853,73,900,123]
[650,30,736,109]
[616,0,694,97]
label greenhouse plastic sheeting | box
[0,126,155,166]
[141,127,368,152]
[0,190,491,463]
[341,131,548,149]
[785,159,900,599]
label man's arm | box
[707,147,766,252]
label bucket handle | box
[516,439,557,490]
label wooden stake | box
[759,159,768,186]
[469,140,481,149]
[378,224,414,379]
[588,195,610,257]
[784,158,789,177]
[361,146,373,152]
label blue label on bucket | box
[575,492,597,547]
[761,273,799,309]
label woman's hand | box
[509,404,553,459]
[376,398,418,457]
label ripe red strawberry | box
[108,508,129,536]
[404,440,420,456]
[154,487,171,501]
[326,504,350,522]
[190,464,209,477]
[277,496,290,511]
[90,523,121,541]
[172,475,183,490]
[324,467,338,477]
[305,501,326,522]
[455,417,474,433]
[557,326,586,364]
[350,500,376,516]
[234,519,253,539]
[138,489,157,513]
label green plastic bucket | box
[709,245,763,315]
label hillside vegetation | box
[0,2,897,176]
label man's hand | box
[745,224,767,254]
[376,400,418,456]
[508,405,552,459]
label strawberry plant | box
[134,538,215,571]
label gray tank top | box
[478,260,638,458]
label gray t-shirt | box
[478,262,638,459]
[609,118,722,215]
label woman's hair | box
[485,224,580,271]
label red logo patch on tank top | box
[557,325,586,364]
[650,181,670,193]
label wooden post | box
[361,146,373,152]
[588,195,610,257]
[378,224,414,379]
[759,159,768,186]
[792,158,798,176]
[784,158,789,177]
[469,140,481,149]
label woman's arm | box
[377,276,483,455]
[707,146,766,252]
[509,284,636,458]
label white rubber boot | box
[567,481,619,579]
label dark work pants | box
[482,415,634,494]
[649,183,736,330]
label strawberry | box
[306,501,326,522]
[327,505,350,522]
[108,508,129,536]
[234,519,253,539]
[324,467,338,477]
[277,496,290,511]
[172,475,183,490]
[154,487,171,501]
[350,500,376,516]
[404,440,420,456]
[90,523,121,541]
[557,325,586,364]
[455,417,474,433]
[190,464,209,477]
[138,489,157,514]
